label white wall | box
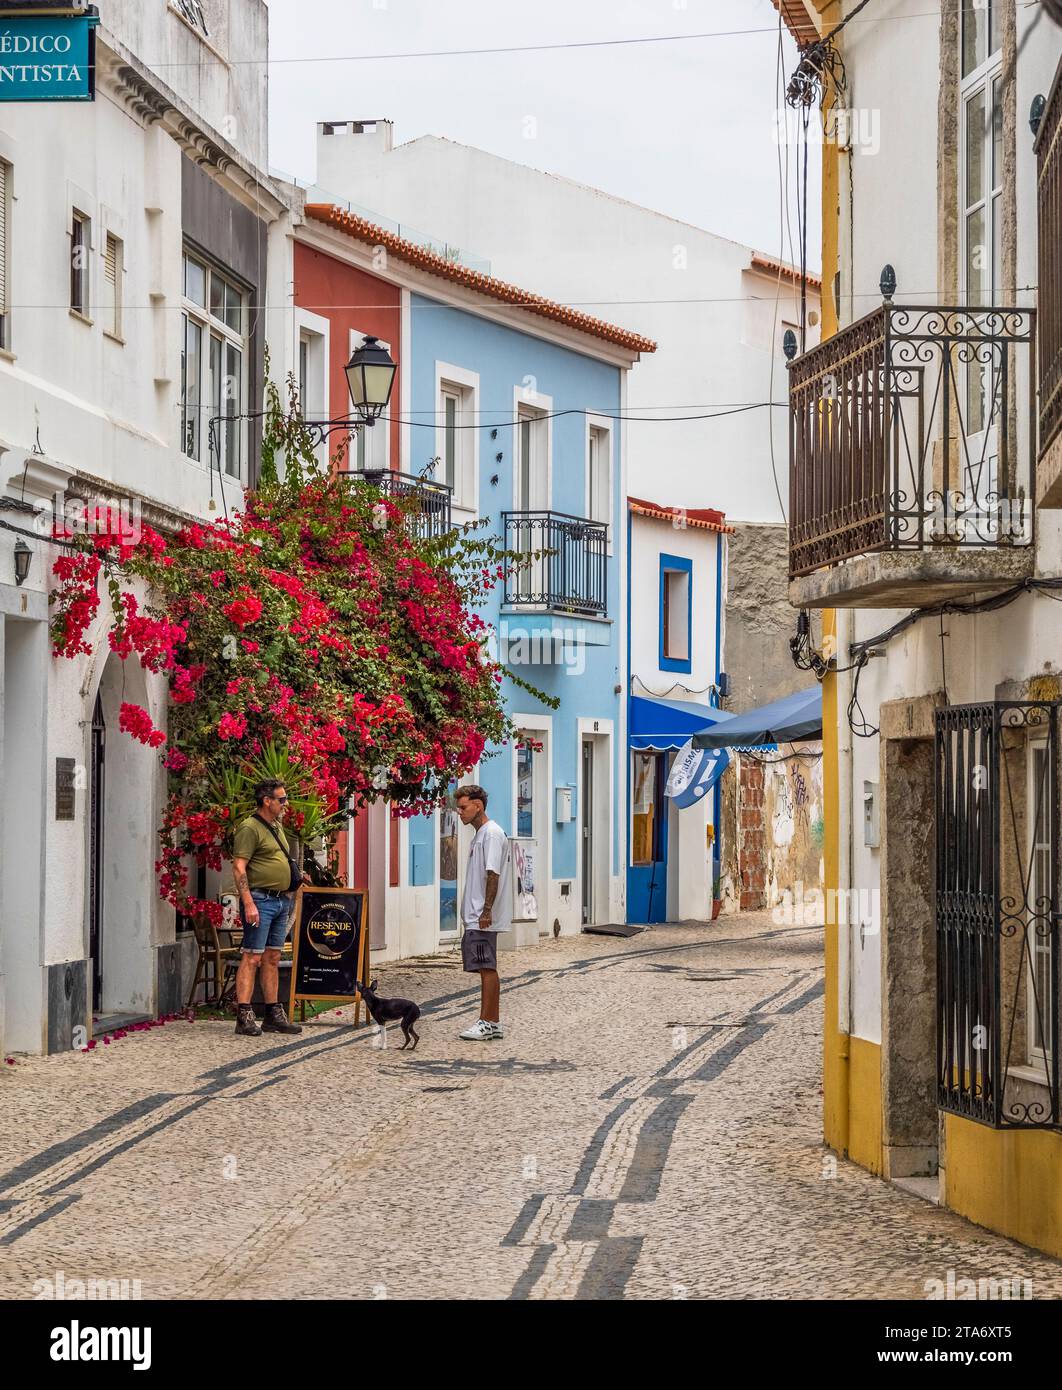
[834,2,1059,1042]
[630,513,720,698]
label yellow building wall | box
[944,1117,1062,1260]
[807,0,1062,1260]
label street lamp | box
[344,335,396,426]
[13,537,31,586]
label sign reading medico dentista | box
[0,9,99,103]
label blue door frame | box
[627,750,669,923]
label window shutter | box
[104,233,118,332]
[0,162,7,316]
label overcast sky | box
[266,0,822,269]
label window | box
[587,423,611,534]
[516,740,535,838]
[298,335,309,409]
[960,0,1003,435]
[181,250,248,480]
[436,371,476,508]
[102,233,123,340]
[70,210,90,317]
[296,318,329,465]
[0,160,9,351]
[350,330,390,472]
[442,387,460,489]
[632,752,664,865]
[660,554,692,671]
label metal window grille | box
[936,701,1060,1128]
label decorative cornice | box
[95,39,290,222]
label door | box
[627,750,669,924]
[89,691,106,1012]
[581,739,594,925]
[516,409,548,602]
[513,732,544,925]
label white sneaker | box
[460,1019,497,1041]
[490,1022,505,1039]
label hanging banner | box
[0,11,99,103]
[665,739,730,809]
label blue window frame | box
[659,553,693,674]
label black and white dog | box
[357,979,421,1050]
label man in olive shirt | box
[231,779,302,1038]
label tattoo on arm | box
[483,871,499,911]
[233,860,250,896]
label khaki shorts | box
[461,928,499,973]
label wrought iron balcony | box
[788,303,1037,607]
[345,468,452,540]
[502,510,608,617]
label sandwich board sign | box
[288,886,371,1023]
[0,3,99,103]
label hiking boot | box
[234,1004,262,1037]
[262,1002,302,1035]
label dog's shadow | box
[379,1057,577,1078]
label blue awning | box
[630,695,733,752]
[691,686,822,749]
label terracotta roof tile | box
[750,252,822,292]
[304,203,657,356]
[628,496,733,534]
[769,0,822,47]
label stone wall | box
[725,521,821,712]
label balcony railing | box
[502,510,608,617]
[1037,57,1062,455]
[788,303,1036,579]
[346,468,452,540]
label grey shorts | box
[461,928,499,973]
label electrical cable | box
[141,8,973,71]
[631,674,720,700]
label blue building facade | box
[402,293,644,946]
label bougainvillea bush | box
[50,378,537,925]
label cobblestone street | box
[2,912,1061,1301]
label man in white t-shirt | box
[455,783,512,1041]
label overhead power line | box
[141,9,955,70]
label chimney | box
[316,119,393,198]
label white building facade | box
[0,0,288,1054]
[778,0,1062,1252]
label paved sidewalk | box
[1,912,1060,1300]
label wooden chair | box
[186,912,242,1008]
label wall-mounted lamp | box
[1030,93,1046,138]
[880,264,897,300]
[13,537,32,587]
[782,329,798,361]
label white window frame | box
[350,327,391,474]
[512,384,552,513]
[434,360,479,514]
[510,711,553,913]
[1026,735,1054,1074]
[959,9,1003,311]
[70,208,91,321]
[181,248,249,482]
[295,307,330,466]
[585,413,614,553]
